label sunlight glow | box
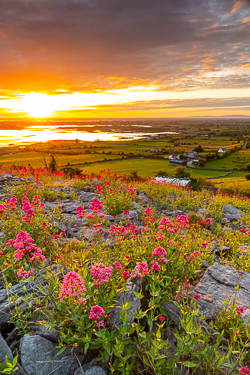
[1,86,250,118]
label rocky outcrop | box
[20,334,84,375]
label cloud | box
[230,0,247,13]
[0,0,249,97]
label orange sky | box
[0,0,250,118]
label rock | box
[214,246,231,256]
[109,275,140,331]
[85,366,107,375]
[191,264,250,324]
[74,357,108,375]
[201,260,209,268]
[29,322,61,343]
[223,205,243,217]
[0,269,50,332]
[0,332,13,364]
[20,334,84,375]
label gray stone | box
[0,270,50,332]
[29,322,61,343]
[0,332,13,364]
[191,264,250,324]
[109,276,140,331]
[201,260,209,268]
[20,334,84,375]
[85,366,107,375]
[223,205,243,216]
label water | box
[0,124,177,146]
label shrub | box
[245,173,250,180]
[154,170,168,178]
[173,166,191,178]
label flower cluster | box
[89,305,105,320]
[136,262,149,277]
[90,263,113,285]
[59,272,86,301]
[76,206,86,218]
[90,199,103,213]
[6,232,46,264]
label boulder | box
[223,205,243,217]
[0,332,13,364]
[20,334,84,375]
[192,264,250,323]
[0,270,50,332]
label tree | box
[198,160,205,167]
[173,166,191,178]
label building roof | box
[154,177,191,187]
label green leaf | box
[181,361,197,368]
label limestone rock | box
[0,332,13,364]
[20,334,84,375]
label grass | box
[0,152,122,168]
[205,150,250,170]
[78,158,228,178]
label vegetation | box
[0,164,250,373]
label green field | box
[0,152,122,168]
[205,150,250,170]
[79,158,228,178]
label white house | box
[218,148,228,154]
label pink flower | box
[91,263,113,286]
[151,260,161,272]
[136,262,149,277]
[152,247,167,257]
[113,261,122,270]
[96,320,105,328]
[159,316,165,322]
[201,242,208,248]
[193,294,201,302]
[59,272,86,301]
[89,305,105,320]
[241,228,246,233]
[123,210,130,215]
[76,206,86,218]
[122,269,130,279]
[204,219,211,225]
[239,367,250,375]
[0,250,3,258]
[236,306,244,315]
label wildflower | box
[60,232,66,236]
[159,316,165,322]
[201,242,208,248]
[151,260,161,272]
[91,263,113,286]
[236,306,244,315]
[76,206,86,218]
[89,305,105,320]
[123,210,130,215]
[0,250,3,258]
[204,219,211,225]
[122,269,130,279]
[239,367,250,375]
[113,261,122,270]
[59,272,86,301]
[136,262,149,277]
[152,247,167,257]
[96,320,105,328]
[193,294,201,302]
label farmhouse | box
[218,148,228,154]
[169,159,187,166]
[155,176,191,187]
[184,151,198,159]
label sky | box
[0,0,250,118]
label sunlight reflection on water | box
[0,124,176,146]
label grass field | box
[205,150,250,170]
[0,152,122,168]
[78,158,228,178]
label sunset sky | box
[0,0,250,118]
